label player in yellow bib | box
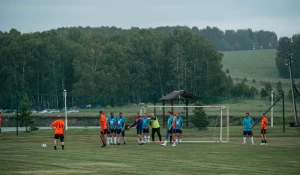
[150,113,162,144]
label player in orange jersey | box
[260,113,268,145]
[51,116,65,150]
[100,111,107,147]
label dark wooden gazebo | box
[160,90,200,126]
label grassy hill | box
[223,49,282,82]
[221,49,296,120]
[222,49,293,93]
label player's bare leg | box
[147,133,150,143]
[117,133,120,145]
[109,132,113,145]
[144,133,150,143]
[54,139,57,150]
[260,133,266,145]
[122,131,126,145]
[101,133,107,147]
[61,141,64,150]
[113,133,117,145]
[138,134,144,145]
[263,135,267,145]
[171,133,176,146]
[179,132,183,143]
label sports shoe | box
[252,142,254,145]
[243,142,246,145]
[117,143,120,145]
[161,143,166,146]
[139,142,144,145]
[101,145,106,148]
[260,143,265,145]
[124,142,126,145]
[172,143,176,147]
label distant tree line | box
[0,27,265,109]
[55,26,278,51]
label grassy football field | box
[0,126,300,175]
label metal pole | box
[288,56,298,125]
[282,91,285,132]
[186,100,189,127]
[220,109,223,142]
[153,92,156,116]
[227,107,229,142]
[271,91,274,127]
[64,90,68,130]
[162,101,165,127]
[16,93,19,136]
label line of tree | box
[275,34,300,78]
[55,26,278,51]
[0,27,262,109]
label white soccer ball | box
[42,144,47,148]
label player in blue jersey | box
[128,113,144,145]
[175,113,184,144]
[142,113,151,143]
[116,112,126,145]
[161,111,176,147]
[107,113,117,145]
[242,112,254,144]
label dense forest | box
[0,26,276,108]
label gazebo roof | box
[159,90,199,101]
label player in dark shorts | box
[116,112,126,145]
[107,113,117,145]
[100,111,108,147]
[128,113,144,145]
[150,113,162,144]
[142,113,150,143]
[161,111,176,147]
[242,112,254,144]
[175,113,184,144]
[51,116,65,150]
[260,114,268,145]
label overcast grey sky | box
[0,0,299,37]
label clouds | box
[0,0,299,37]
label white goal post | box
[140,105,230,143]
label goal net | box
[140,105,230,143]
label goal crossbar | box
[144,105,228,109]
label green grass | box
[222,49,297,89]
[1,126,300,175]
[222,49,279,80]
